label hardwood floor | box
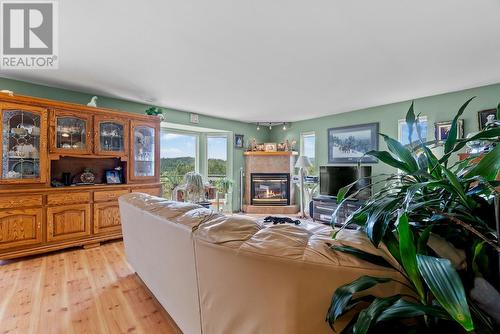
[0,241,182,334]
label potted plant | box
[145,106,164,120]
[214,177,233,212]
[326,99,500,333]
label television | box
[319,166,372,199]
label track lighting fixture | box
[255,122,288,131]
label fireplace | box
[251,173,290,206]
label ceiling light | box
[269,125,272,130]
[256,125,260,131]
[282,123,287,130]
[61,133,70,138]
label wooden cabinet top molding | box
[0,92,161,123]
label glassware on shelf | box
[133,126,155,177]
[2,109,41,179]
[99,122,124,152]
[56,117,86,150]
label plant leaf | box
[472,241,488,277]
[421,145,441,178]
[405,101,416,145]
[330,245,394,268]
[376,298,450,322]
[366,150,410,172]
[417,225,432,255]
[398,213,425,302]
[326,276,392,329]
[442,167,469,206]
[366,198,399,247]
[444,97,475,157]
[380,134,419,173]
[466,145,500,181]
[416,255,474,331]
[353,296,400,334]
[383,232,402,265]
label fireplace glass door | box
[251,173,290,206]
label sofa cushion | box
[120,193,215,229]
[195,215,397,270]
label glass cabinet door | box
[131,122,157,180]
[51,111,92,154]
[94,116,128,156]
[1,104,47,183]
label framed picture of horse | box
[327,123,379,163]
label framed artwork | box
[398,116,428,145]
[105,170,122,184]
[434,120,464,141]
[327,123,379,163]
[478,109,497,130]
[234,134,244,148]
[264,143,277,152]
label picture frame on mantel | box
[327,123,379,163]
[264,142,277,152]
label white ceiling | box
[2,0,500,122]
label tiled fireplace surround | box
[243,151,299,214]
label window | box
[207,135,228,179]
[160,130,198,196]
[301,132,316,174]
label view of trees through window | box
[160,130,229,199]
[207,135,228,179]
[160,131,197,198]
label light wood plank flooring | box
[0,241,182,334]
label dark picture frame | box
[105,170,122,184]
[327,122,379,163]
[234,134,244,148]
[478,109,497,130]
[434,119,464,141]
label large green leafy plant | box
[327,99,500,333]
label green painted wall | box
[0,77,268,211]
[270,83,500,180]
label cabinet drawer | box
[47,192,90,205]
[94,202,121,234]
[0,195,43,209]
[93,189,129,202]
[132,187,161,197]
[0,208,43,249]
[47,204,91,242]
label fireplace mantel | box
[243,151,298,156]
[243,151,299,214]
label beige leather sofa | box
[119,193,407,334]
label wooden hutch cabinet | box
[0,93,161,259]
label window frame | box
[300,131,316,162]
[160,128,200,174]
[205,132,230,179]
